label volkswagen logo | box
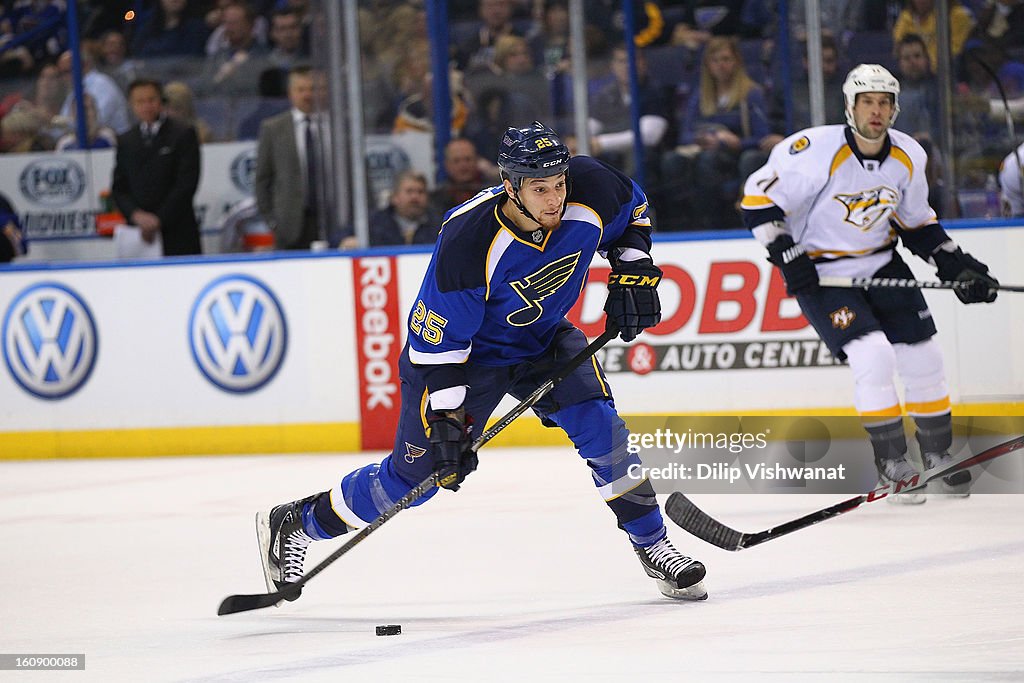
[189,274,287,393]
[2,282,99,400]
[19,158,86,206]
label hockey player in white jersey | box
[998,142,1024,217]
[741,64,1000,503]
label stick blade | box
[217,587,298,615]
[665,492,746,551]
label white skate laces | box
[281,528,312,582]
[645,537,698,580]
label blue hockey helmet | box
[497,121,570,190]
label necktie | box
[304,116,317,213]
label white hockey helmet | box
[842,64,901,130]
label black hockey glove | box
[427,408,477,491]
[605,257,662,342]
[932,246,999,304]
[767,234,819,296]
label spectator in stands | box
[572,45,671,178]
[953,38,1024,181]
[112,79,202,255]
[54,93,118,150]
[205,0,267,56]
[98,30,140,92]
[164,81,212,143]
[355,7,399,134]
[1,0,66,70]
[465,34,551,128]
[0,192,25,263]
[528,0,571,78]
[463,87,514,162]
[659,36,770,230]
[0,12,35,77]
[342,170,441,248]
[768,34,845,137]
[57,45,132,134]
[787,0,866,44]
[975,0,1024,50]
[669,0,757,50]
[456,0,526,73]
[196,1,271,97]
[32,62,67,121]
[236,67,289,139]
[393,42,470,136]
[894,33,940,142]
[1,103,52,153]
[130,0,209,59]
[255,65,322,250]
[892,0,975,66]
[268,8,308,70]
[429,137,488,216]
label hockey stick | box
[665,434,1024,552]
[819,275,1024,293]
[217,326,621,615]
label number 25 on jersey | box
[410,299,447,345]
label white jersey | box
[741,124,936,278]
[998,143,1024,217]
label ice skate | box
[256,494,319,603]
[634,536,708,600]
[922,451,972,498]
[876,455,926,505]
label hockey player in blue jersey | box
[257,122,707,601]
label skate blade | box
[657,579,708,601]
[255,511,287,608]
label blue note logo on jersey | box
[403,442,427,464]
[189,274,287,393]
[2,282,98,400]
[834,186,900,230]
[507,251,581,326]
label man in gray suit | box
[255,65,320,250]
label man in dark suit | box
[112,78,202,256]
[254,65,320,250]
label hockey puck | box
[375,624,401,636]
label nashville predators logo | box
[830,306,856,330]
[403,442,427,464]
[507,251,581,326]
[789,136,810,154]
[834,186,900,230]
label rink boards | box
[0,226,1021,458]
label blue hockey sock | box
[303,493,346,539]
[621,506,667,548]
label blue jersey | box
[407,155,653,392]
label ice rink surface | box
[3,447,1024,682]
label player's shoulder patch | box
[789,136,811,155]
